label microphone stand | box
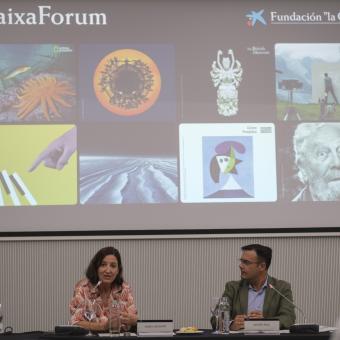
[268,284,319,333]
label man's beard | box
[309,179,340,201]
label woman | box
[69,247,138,332]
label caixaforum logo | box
[0,6,107,25]
[246,9,267,27]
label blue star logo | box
[246,9,267,27]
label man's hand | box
[230,314,247,331]
[248,310,263,319]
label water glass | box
[210,297,220,334]
[109,299,121,336]
[84,299,97,336]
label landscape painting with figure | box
[275,43,340,121]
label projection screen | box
[1,0,340,234]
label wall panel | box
[0,236,339,332]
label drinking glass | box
[109,298,121,336]
[84,299,98,336]
[210,297,220,334]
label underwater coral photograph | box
[0,44,77,123]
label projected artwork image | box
[275,43,340,121]
[79,125,178,204]
[281,122,340,201]
[80,44,176,122]
[180,123,277,203]
[0,44,76,123]
[202,137,254,198]
[93,49,161,116]
[210,49,243,117]
[80,156,178,204]
[0,125,77,206]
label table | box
[0,331,331,340]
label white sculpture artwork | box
[210,49,243,117]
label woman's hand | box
[98,318,110,332]
[75,318,109,332]
[120,311,138,329]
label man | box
[324,73,339,105]
[221,244,295,330]
[292,123,340,201]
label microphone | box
[94,280,102,289]
[268,283,319,333]
[268,284,307,323]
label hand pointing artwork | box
[29,126,76,171]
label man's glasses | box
[239,258,259,266]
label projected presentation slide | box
[0,44,76,123]
[179,123,277,203]
[1,0,340,233]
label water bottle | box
[217,297,230,334]
[0,303,3,333]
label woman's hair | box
[86,246,124,287]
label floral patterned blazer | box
[69,278,137,326]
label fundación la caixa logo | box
[246,9,267,27]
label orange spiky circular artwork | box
[15,75,75,121]
[93,49,161,116]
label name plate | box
[137,320,174,334]
[244,319,280,332]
